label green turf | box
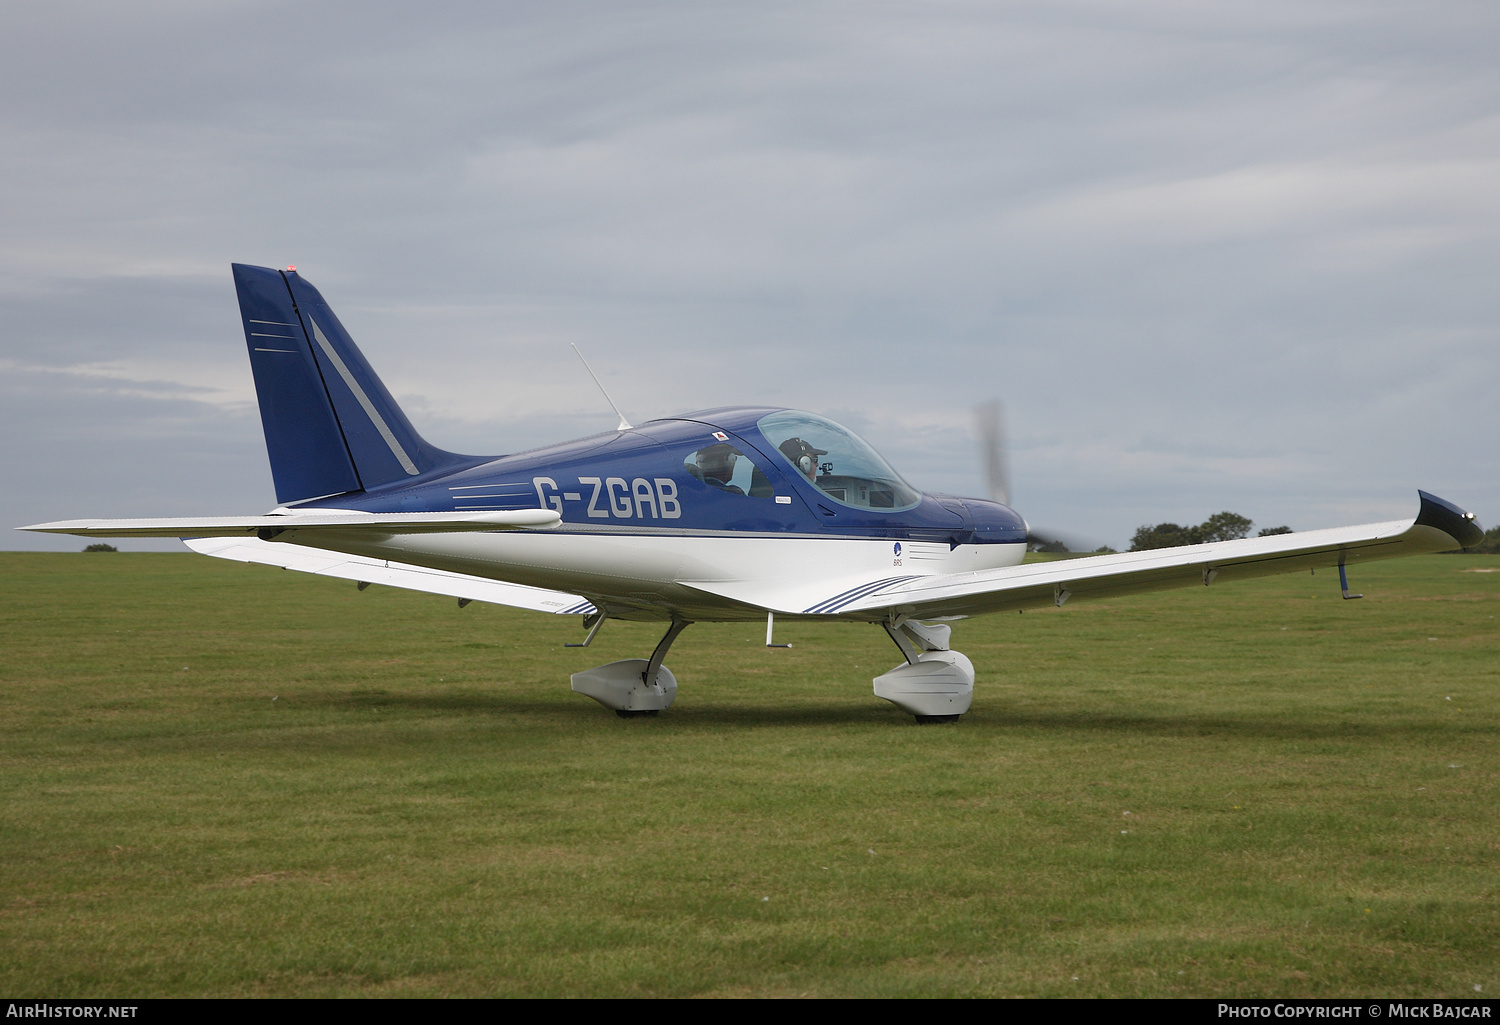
[1,551,1496,997]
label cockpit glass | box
[756,410,921,512]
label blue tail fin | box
[231,264,480,504]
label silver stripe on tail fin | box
[305,314,420,475]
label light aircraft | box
[23,264,1485,722]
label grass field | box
[1,550,1496,997]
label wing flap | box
[183,537,595,615]
[19,508,561,539]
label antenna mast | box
[570,343,632,431]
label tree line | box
[1458,525,1500,554]
[1128,514,1499,553]
[1129,512,1289,552]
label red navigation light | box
[286,265,296,272]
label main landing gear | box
[570,619,691,717]
[873,618,975,723]
[568,614,973,724]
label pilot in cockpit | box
[778,437,827,482]
[695,443,744,494]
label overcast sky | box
[4,1,1497,552]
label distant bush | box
[1129,523,1195,551]
[1130,511,1257,552]
[1128,512,1294,551]
[82,543,118,552]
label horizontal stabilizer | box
[184,537,594,615]
[19,508,561,539]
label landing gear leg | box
[570,618,693,716]
[873,618,975,723]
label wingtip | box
[16,520,79,534]
[1415,490,1485,550]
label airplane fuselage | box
[284,406,1029,621]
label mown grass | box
[1,551,1496,997]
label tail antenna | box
[570,344,632,431]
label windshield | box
[756,410,921,512]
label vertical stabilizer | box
[232,264,478,504]
[234,264,360,503]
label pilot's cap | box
[778,437,827,476]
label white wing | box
[183,536,595,616]
[18,508,560,538]
[801,491,1482,620]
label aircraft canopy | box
[757,410,921,512]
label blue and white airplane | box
[24,264,1485,721]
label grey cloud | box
[3,1,1497,550]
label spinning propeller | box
[973,399,1100,554]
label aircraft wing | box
[19,508,560,538]
[182,537,596,615]
[806,491,1483,620]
